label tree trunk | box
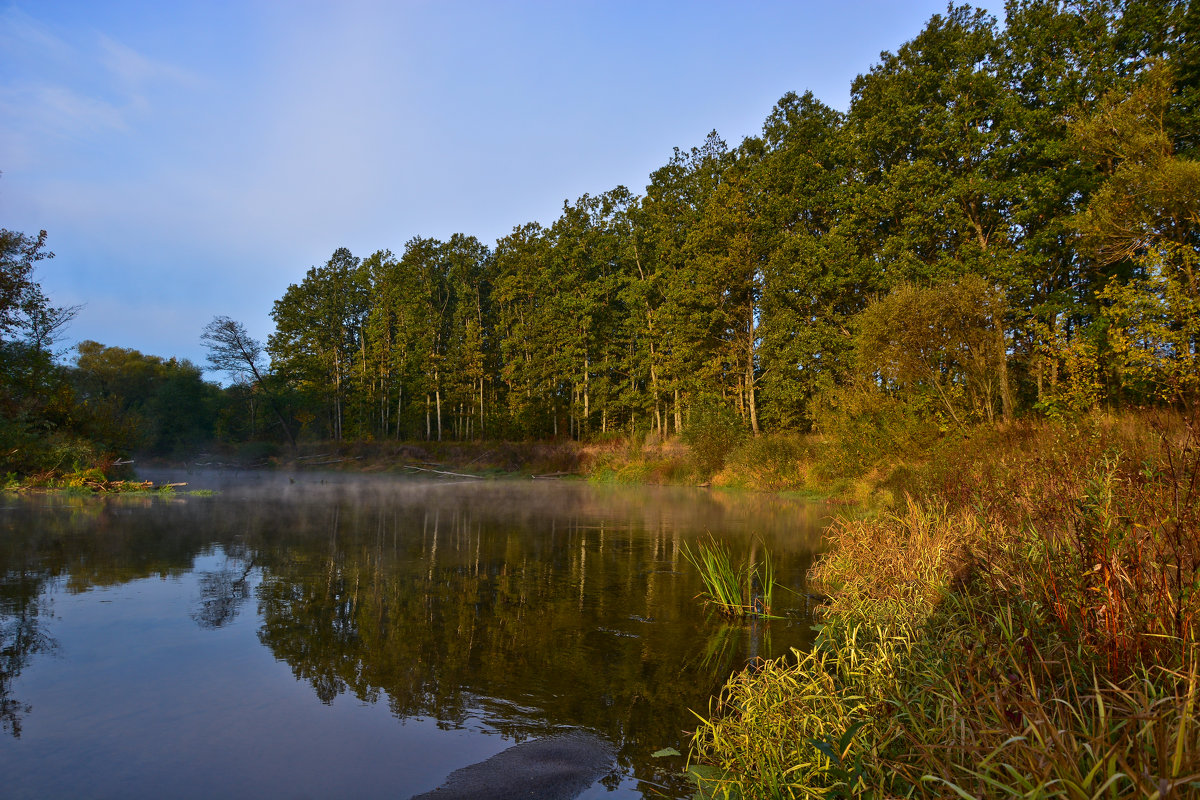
[245,360,294,446]
[997,325,1012,422]
[649,337,662,435]
[333,348,343,441]
[747,309,759,435]
[381,382,388,438]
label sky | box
[1,0,999,375]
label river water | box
[0,472,828,798]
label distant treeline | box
[2,1,1197,473]
[250,1,1197,443]
[1,330,230,473]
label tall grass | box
[683,537,775,619]
[692,602,1200,798]
[689,411,1200,798]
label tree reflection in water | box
[0,479,825,794]
[191,561,254,630]
[1,566,57,738]
[242,483,822,793]
[191,543,256,630]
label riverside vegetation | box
[1,1,1198,796]
[5,2,1197,479]
[682,536,777,620]
[690,409,1200,798]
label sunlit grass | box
[692,602,1200,799]
[689,411,1200,798]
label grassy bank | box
[9,431,905,504]
[4,466,203,494]
[689,410,1200,798]
[130,433,808,490]
[205,429,898,502]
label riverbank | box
[11,411,1196,795]
[3,465,210,495]
[129,428,891,506]
[690,409,1200,798]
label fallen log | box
[404,465,484,479]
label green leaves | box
[227,0,1196,444]
[853,277,1012,426]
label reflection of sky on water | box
[5,567,505,799]
[0,478,828,798]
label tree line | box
[3,1,1197,472]
[244,1,1197,445]
[0,228,232,472]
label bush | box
[812,384,939,479]
[691,411,1200,797]
[684,394,745,477]
[0,417,105,478]
[724,434,813,491]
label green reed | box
[682,537,775,620]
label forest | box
[3,2,1200,795]
[1,0,1196,475]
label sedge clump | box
[682,536,776,620]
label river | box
[0,472,827,798]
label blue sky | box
[1,0,998,373]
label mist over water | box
[0,474,828,798]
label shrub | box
[684,395,746,477]
[724,434,813,491]
[690,411,1200,798]
[811,384,939,479]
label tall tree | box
[753,91,854,430]
[640,130,733,434]
[269,248,370,440]
[202,316,295,446]
[0,227,78,467]
[442,234,493,439]
[494,223,556,436]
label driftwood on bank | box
[301,456,364,466]
[403,464,485,479]
[462,450,495,468]
[13,477,188,494]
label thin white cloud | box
[0,5,74,62]
[98,33,203,95]
[31,84,129,133]
[1,14,203,155]
[0,83,127,173]
[0,7,122,154]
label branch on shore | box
[404,465,485,479]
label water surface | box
[0,473,827,798]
